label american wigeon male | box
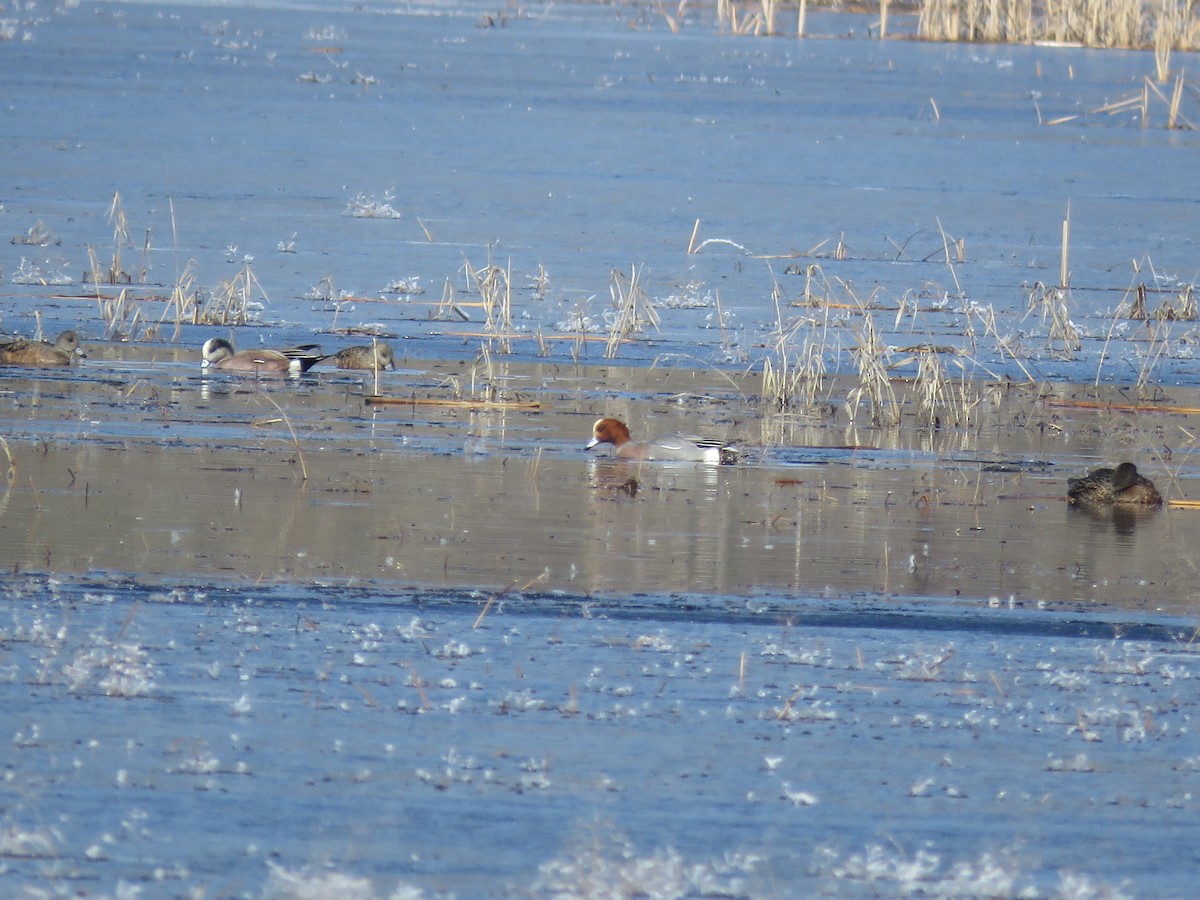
[201,337,323,375]
[332,342,395,371]
[0,331,86,367]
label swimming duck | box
[331,342,395,371]
[586,417,739,465]
[1067,462,1162,506]
[201,337,323,375]
[0,331,85,366]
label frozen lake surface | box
[2,0,1200,896]
[3,575,1199,897]
[2,0,1199,380]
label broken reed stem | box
[372,336,381,397]
[934,216,962,294]
[1060,201,1071,289]
[0,435,15,482]
[365,396,541,411]
[257,392,307,480]
[473,572,548,629]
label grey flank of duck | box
[1067,462,1162,506]
[0,330,85,366]
[332,342,395,371]
[586,417,739,465]
[201,337,324,375]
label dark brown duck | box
[1068,462,1162,506]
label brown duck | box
[331,342,395,371]
[0,331,85,367]
[1067,462,1162,506]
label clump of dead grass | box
[197,264,266,326]
[1026,281,1082,358]
[84,192,146,286]
[605,264,659,359]
[760,269,834,412]
[847,304,900,427]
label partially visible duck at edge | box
[586,417,739,465]
[0,330,85,367]
[331,342,395,371]
[201,337,323,375]
[1068,462,1162,507]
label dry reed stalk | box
[1141,74,1196,128]
[1060,201,1071,288]
[846,307,899,426]
[202,264,263,326]
[1045,397,1200,414]
[713,288,733,353]
[371,336,381,397]
[917,0,1191,48]
[1172,283,1196,319]
[164,258,194,325]
[1135,317,1173,397]
[102,191,132,285]
[605,264,659,359]
[761,279,831,412]
[913,347,950,427]
[461,253,514,352]
[473,342,499,403]
[257,393,307,481]
[528,264,550,301]
[1155,1,1174,82]
[451,330,611,345]
[433,277,470,322]
[797,0,806,36]
[98,286,145,341]
[1025,281,1081,358]
[0,436,15,483]
[473,573,548,630]
[687,219,750,255]
[935,217,964,295]
[1168,73,1184,126]
[760,0,777,35]
[1095,280,1141,385]
[656,0,687,32]
[365,396,541,411]
[964,302,1035,381]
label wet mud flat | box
[1,354,1199,896]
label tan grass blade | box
[364,396,541,411]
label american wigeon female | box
[0,330,85,366]
[332,342,395,371]
[586,417,739,465]
[201,337,323,375]
[1067,462,1162,506]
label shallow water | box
[3,356,1200,611]
[2,0,1200,896]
